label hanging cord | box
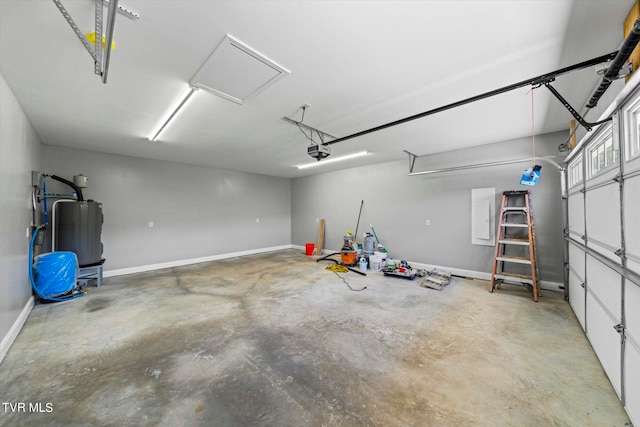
[295,105,317,145]
[297,123,316,144]
[529,87,536,166]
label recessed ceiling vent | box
[190,34,290,105]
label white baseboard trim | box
[104,245,293,278]
[0,296,34,365]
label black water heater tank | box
[56,200,103,267]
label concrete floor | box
[0,249,631,426]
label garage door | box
[565,86,640,425]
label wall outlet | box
[426,219,431,226]
[316,218,319,222]
[256,218,260,223]
[148,221,154,228]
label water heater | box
[55,200,103,267]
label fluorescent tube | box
[297,151,369,169]
[148,86,198,141]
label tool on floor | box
[489,190,540,301]
[382,259,426,280]
[418,269,451,291]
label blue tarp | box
[34,251,78,297]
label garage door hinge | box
[614,248,625,258]
[613,174,622,183]
[614,323,625,335]
[580,282,586,289]
[581,234,587,241]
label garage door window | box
[569,156,583,188]
[588,127,617,178]
[624,96,640,160]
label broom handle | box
[354,200,364,239]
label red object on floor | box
[305,243,315,256]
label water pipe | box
[48,174,84,201]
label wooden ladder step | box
[499,239,531,246]
[496,255,532,264]
[493,273,534,284]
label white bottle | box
[359,257,367,272]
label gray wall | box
[0,73,41,350]
[292,131,566,283]
[41,146,291,272]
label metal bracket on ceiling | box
[403,150,418,174]
[104,0,140,20]
[543,83,612,132]
[281,116,337,146]
[405,152,563,176]
[51,0,123,83]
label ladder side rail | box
[490,194,508,292]
[525,193,539,301]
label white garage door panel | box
[569,269,585,329]
[625,339,640,426]
[586,292,622,397]
[569,244,585,278]
[626,154,640,174]
[624,175,640,264]
[585,183,620,256]
[568,193,584,237]
[586,255,622,319]
[568,244,586,329]
[626,281,640,339]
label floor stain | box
[0,249,630,426]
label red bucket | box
[305,243,315,256]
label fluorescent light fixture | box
[148,86,198,141]
[297,151,369,169]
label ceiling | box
[0,0,635,178]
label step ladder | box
[489,190,540,301]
